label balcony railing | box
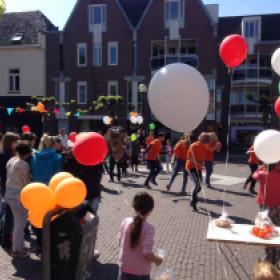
[233,66,272,82]
[150,54,198,71]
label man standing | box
[144,133,165,189]
[187,133,211,212]
[166,134,190,193]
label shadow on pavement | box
[102,185,119,195]
[228,215,253,225]
[12,257,42,279]
[92,262,118,279]
[211,186,255,197]
[198,198,232,207]
[121,181,144,189]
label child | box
[165,139,173,173]
[243,145,260,194]
[5,142,32,258]
[253,164,280,265]
[253,261,280,280]
[118,192,163,280]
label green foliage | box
[0,0,5,15]
[93,95,123,111]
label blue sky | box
[5,0,280,30]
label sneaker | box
[243,183,248,190]
[144,183,152,189]
[151,180,158,186]
[250,189,257,195]
[207,184,213,189]
[12,251,29,258]
[190,202,198,212]
[166,184,171,191]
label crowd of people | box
[0,127,280,279]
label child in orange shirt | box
[243,145,261,194]
[186,133,211,212]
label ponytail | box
[130,192,155,249]
[130,214,144,249]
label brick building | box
[45,0,280,143]
[46,0,219,134]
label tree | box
[246,93,271,127]
[0,0,5,15]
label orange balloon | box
[20,183,56,211]
[49,172,73,192]
[28,210,48,229]
[55,177,87,209]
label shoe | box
[207,184,213,189]
[93,249,100,260]
[190,202,198,212]
[243,183,248,190]
[12,251,29,258]
[180,191,187,196]
[166,184,171,191]
[250,189,257,195]
[152,180,158,186]
[144,183,152,189]
[23,247,37,253]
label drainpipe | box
[132,30,139,113]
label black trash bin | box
[42,202,99,280]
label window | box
[242,17,261,40]
[88,4,107,29]
[165,0,184,21]
[108,81,118,96]
[11,33,23,44]
[9,69,20,93]
[77,82,87,104]
[108,42,118,66]
[93,44,102,66]
[77,43,87,67]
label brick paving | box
[0,161,266,280]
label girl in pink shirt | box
[118,192,163,280]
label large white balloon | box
[271,48,280,76]
[254,130,280,164]
[148,63,210,133]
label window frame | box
[108,81,118,96]
[108,42,119,66]
[93,44,102,66]
[77,81,88,105]
[77,43,87,67]
[88,4,107,31]
[9,69,20,93]
[242,16,262,41]
[164,0,185,27]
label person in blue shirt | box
[31,135,62,184]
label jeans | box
[88,197,100,215]
[168,159,188,191]
[190,169,202,206]
[110,157,122,182]
[144,160,161,185]
[245,164,258,190]
[5,188,27,252]
[205,161,213,185]
[118,271,150,280]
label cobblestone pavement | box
[0,161,265,280]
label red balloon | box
[219,35,248,68]
[275,97,280,117]
[69,132,77,143]
[73,132,108,166]
[22,125,31,133]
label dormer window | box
[10,34,23,44]
[242,17,261,41]
[88,4,107,31]
[165,0,184,24]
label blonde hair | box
[39,134,52,151]
[254,261,280,280]
[198,132,211,144]
[208,132,218,142]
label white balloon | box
[254,129,280,164]
[137,116,144,124]
[139,84,147,93]
[148,63,210,133]
[130,116,138,124]
[103,116,111,125]
[271,48,280,76]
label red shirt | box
[146,136,154,146]
[253,168,280,207]
[173,141,189,161]
[248,146,260,165]
[186,141,208,170]
[147,139,162,161]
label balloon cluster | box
[130,113,144,125]
[20,172,87,228]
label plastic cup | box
[156,248,166,259]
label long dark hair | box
[1,132,19,155]
[130,192,154,249]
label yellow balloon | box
[20,183,56,211]
[55,177,87,209]
[49,172,73,192]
